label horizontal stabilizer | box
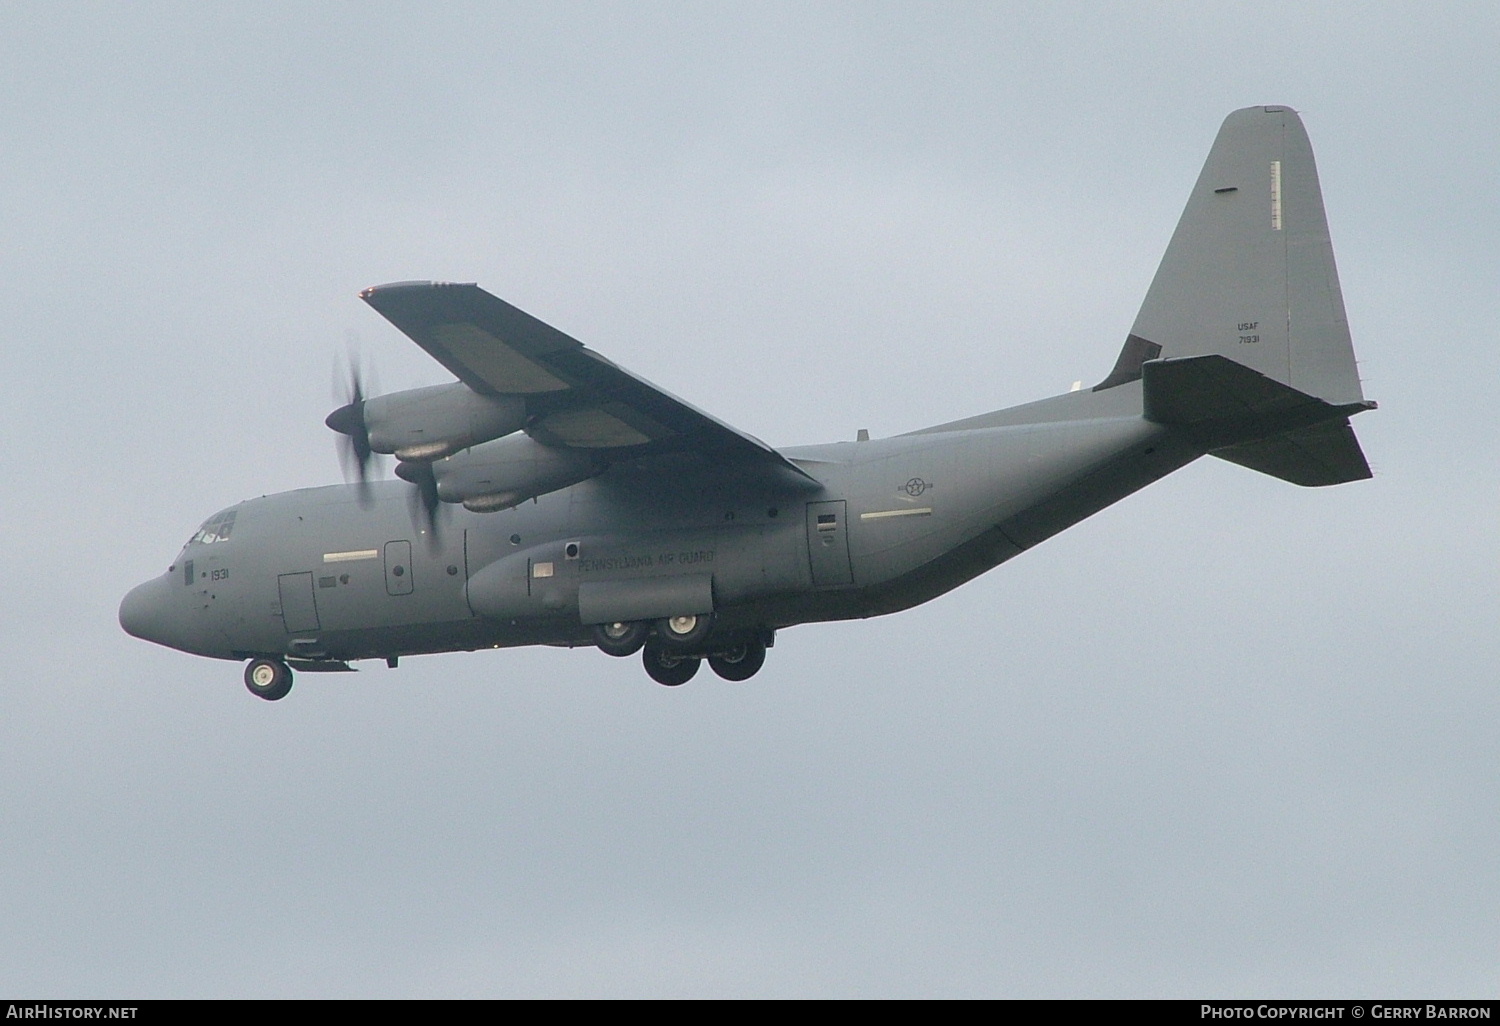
[1213,419,1371,486]
[1144,354,1333,425]
[1143,354,1374,487]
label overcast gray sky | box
[2,1,1496,997]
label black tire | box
[656,612,714,649]
[642,639,700,687]
[244,658,293,701]
[708,639,767,681]
[592,620,649,657]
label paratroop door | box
[805,500,852,586]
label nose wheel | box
[244,658,293,701]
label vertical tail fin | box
[1117,105,1365,408]
[1107,106,1374,485]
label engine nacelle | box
[429,433,601,512]
[362,383,526,461]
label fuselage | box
[119,382,1195,666]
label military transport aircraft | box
[120,106,1374,700]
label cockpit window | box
[190,509,237,545]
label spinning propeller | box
[326,352,444,547]
[326,354,377,506]
[395,458,444,548]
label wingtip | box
[360,280,478,301]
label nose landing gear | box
[243,658,293,701]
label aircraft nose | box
[119,576,170,644]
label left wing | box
[361,281,813,480]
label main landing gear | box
[592,620,650,657]
[707,639,767,682]
[596,615,772,686]
[243,658,293,701]
[642,638,700,686]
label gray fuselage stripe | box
[323,549,380,563]
[859,507,933,521]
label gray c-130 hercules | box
[120,106,1375,700]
